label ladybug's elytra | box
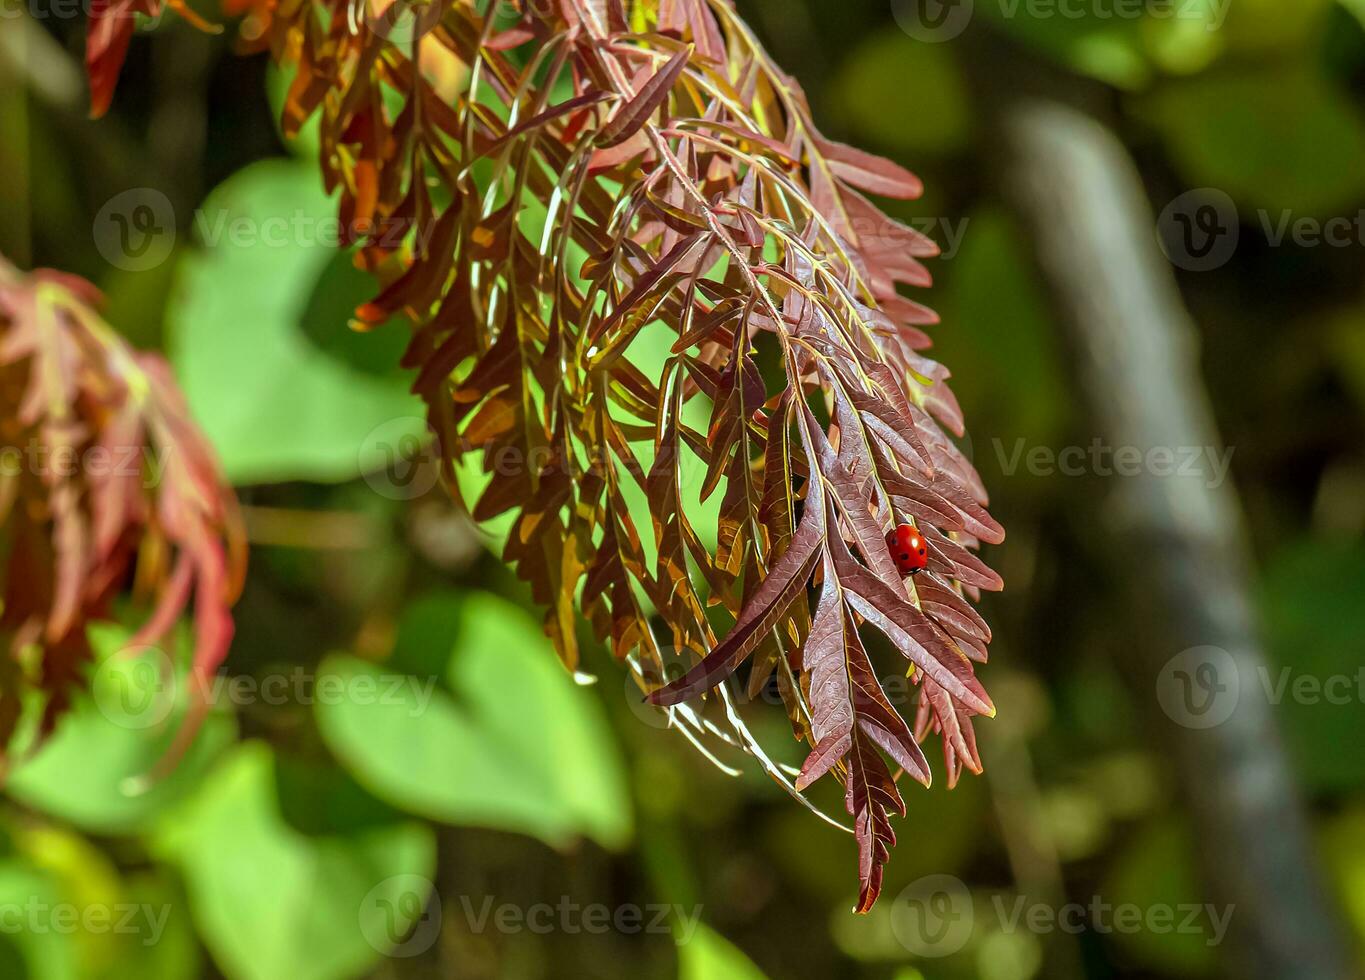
[886,523,929,577]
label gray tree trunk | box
[967,35,1355,980]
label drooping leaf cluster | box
[0,259,245,756]
[86,0,1002,908]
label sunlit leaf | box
[8,625,236,836]
[678,923,769,980]
[1142,66,1365,213]
[154,742,435,980]
[167,161,424,484]
[316,592,633,850]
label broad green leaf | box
[265,64,322,162]
[94,873,200,980]
[167,159,423,484]
[10,824,123,977]
[7,625,235,836]
[0,864,77,980]
[678,924,769,980]
[316,592,633,849]
[1141,67,1365,213]
[5,823,199,980]
[297,250,410,377]
[154,742,435,980]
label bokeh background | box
[2,0,1365,977]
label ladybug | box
[886,523,929,577]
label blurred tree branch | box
[966,30,1354,980]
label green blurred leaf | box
[7,626,235,837]
[297,249,409,376]
[978,0,1224,89]
[99,254,179,351]
[940,208,1068,464]
[1328,306,1365,413]
[1102,819,1220,975]
[1261,537,1365,792]
[94,873,200,980]
[833,33,970,155]
[316,592,633,849]
[265,64,322,161]
[0,863,77,980]
[1320,805,1365,948]
[167,159,423,485]
[6,822,200,980]
[1142,66,1365,213]
[1223,0,1333,54]
[154,742,435,980]
[768,771,986,912]
[678,923,768,980]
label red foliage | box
[0,259,245,751]
[81,0,1002,909]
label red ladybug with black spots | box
[887,523,929,577]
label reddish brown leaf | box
[597,46,693,149]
